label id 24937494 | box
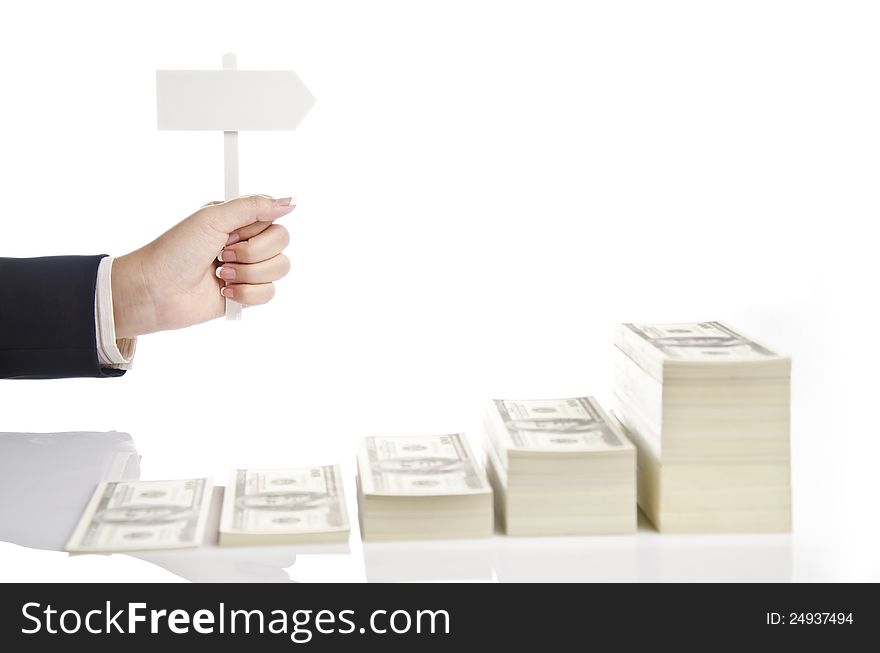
[767,613,854,625]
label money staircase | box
[65,321,792,551]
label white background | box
[1,0,878,582]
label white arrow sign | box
[157,53,315,320]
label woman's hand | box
[111,195,295,338]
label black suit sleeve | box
[0,255,126,379]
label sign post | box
[157,54,315,320]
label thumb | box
[196,195,295,234]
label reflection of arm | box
[0,255,132,379]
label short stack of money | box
[485,397,636,536]
[613,321,791,533]
[66,478,213,552]
[356,434,493,540]
[219,466,350,546]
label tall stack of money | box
[66,478,213,552]
[613,321,791,533]
[219,466,350,546]
[356,434,493,540]
[484,397,636,536]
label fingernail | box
[218,249,236,263]
[226,232,241,246]
[221,286,234,299]
[275,197,293,207]
[215,266,236,281]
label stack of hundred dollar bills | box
[66,478,214,552]
[219,466,350,546]
[65,466,351,552]
[613,321,791,533]
[484,397,636,536]
[356,434,493,540]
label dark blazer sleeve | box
[0,255,126,379]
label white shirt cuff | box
[95,256,136,370]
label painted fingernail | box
[215,266,236,281]
[221,286,234,299]
[275,197,293,207]
[218,249,236,263]
[226,232,241,246]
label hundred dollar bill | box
[615,321,790,381]
[65,478,212,553]
[622,321,780,360]
[486,397,627,453]
[219,466,350,546]
[357,434,490,496]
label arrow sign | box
[156,54,315,320]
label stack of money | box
[219,466,350,546]
[484,397,636,536]
[613,321,791,533]
[66,478,213,552]
[356,434,493,540]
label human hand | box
[111,195,294,338]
